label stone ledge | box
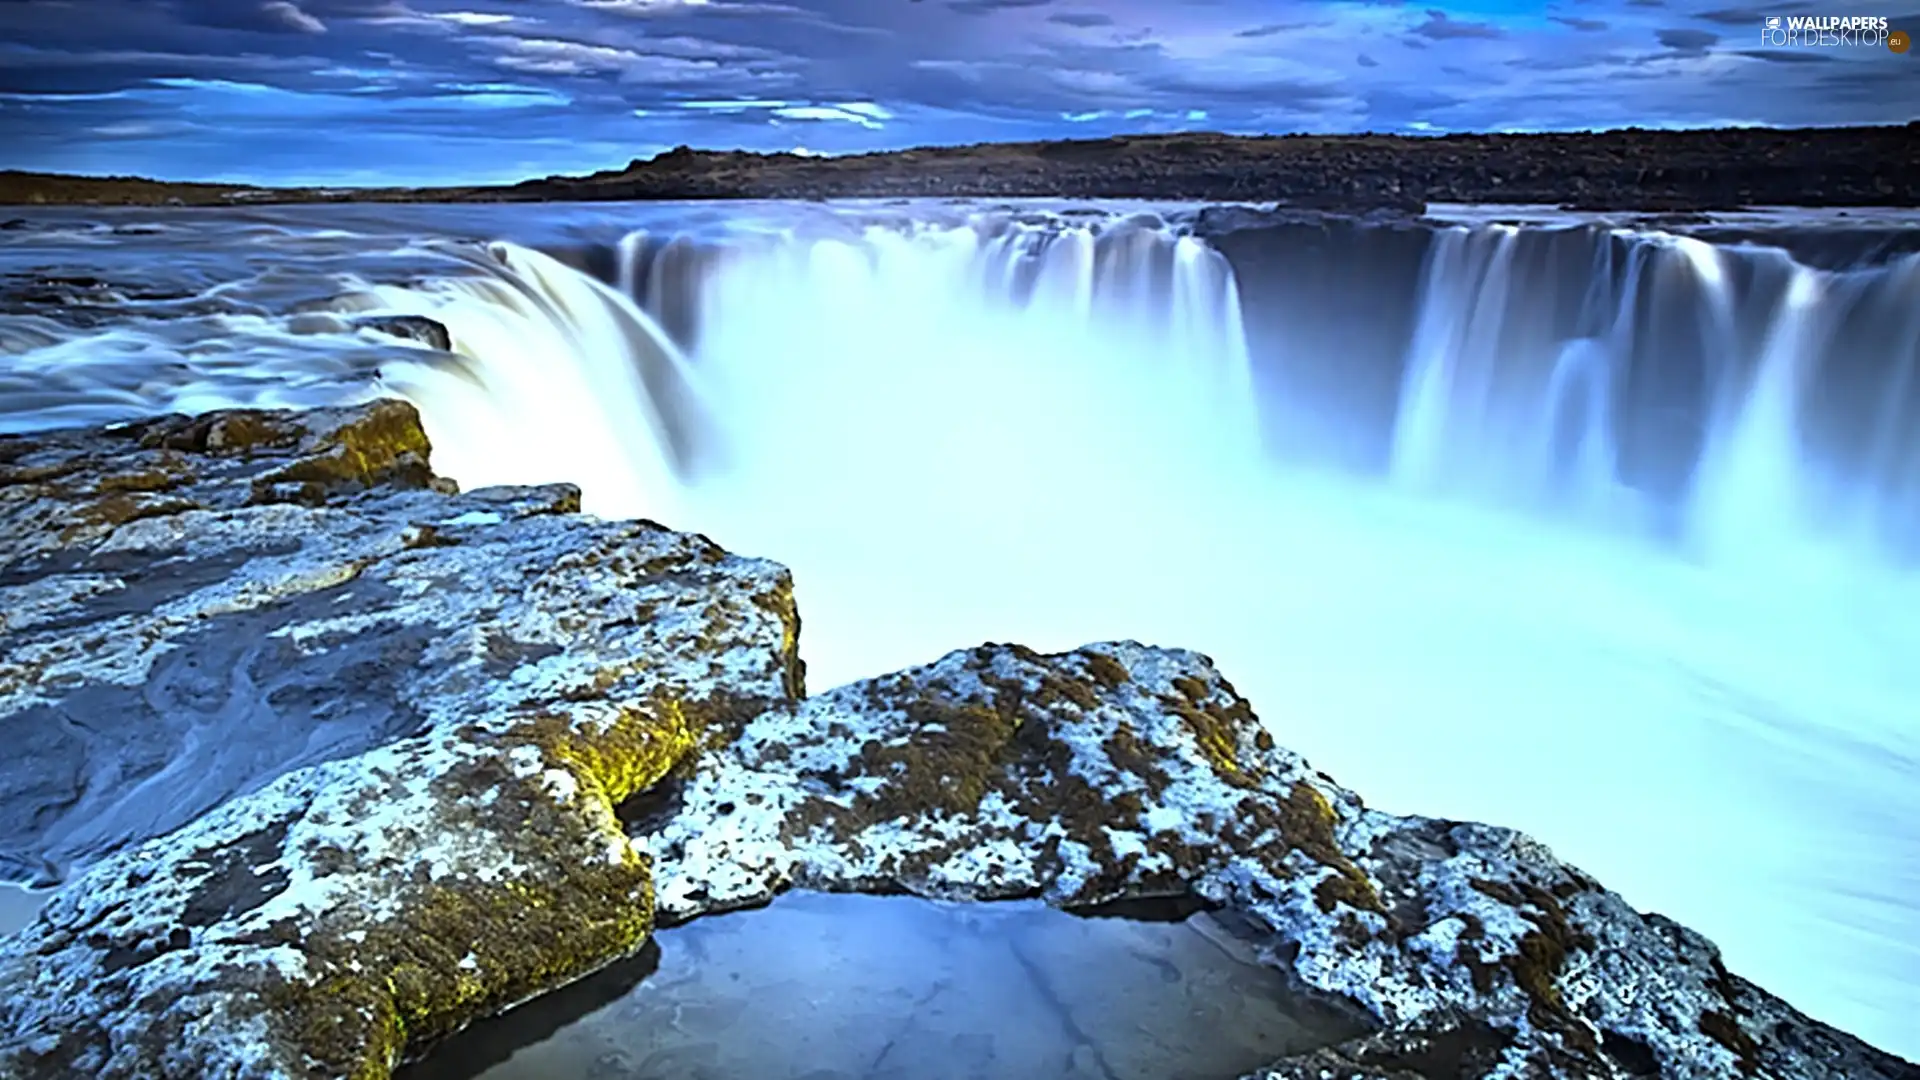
[0,402,1911,1080]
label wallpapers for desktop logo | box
[1760,14,1909,51]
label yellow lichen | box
[1157,676,1253,780]
[262,695,711,1077]
[514,699,700,805]
[57,493,200,541]
[1253,782,1386,917]
[256,401,433,494]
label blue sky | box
[0,0,1913,185]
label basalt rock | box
[0,403,1914,1080]
[2,125,1916,210]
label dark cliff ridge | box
[2,123,1916,211]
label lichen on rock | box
[0,401,802,1079]
[637,641,1919,1080]
[0,401,1913,1080]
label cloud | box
[1691,7,1774,26]
[1234,22,1314,38]
[1046,12,1112,28]
[0,0,1910,185]
[1656,26,1718,51]
[261,1,329,32]
[1412,8,1506,39]
[945,0,1049,14]
[1734,48,1831,62]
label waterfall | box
[1215,219,1920,560]
[362,215,1264,524]
[347,241,707,521]
[3,202,1919,1057]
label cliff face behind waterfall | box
[2,124,1917,209]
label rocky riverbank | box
[0,401,1915,1079]
[3,123,1916,211]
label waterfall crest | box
[363,215,1264,522]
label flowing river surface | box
[0,199,1916,1060]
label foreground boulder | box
[0,402,802,1077]
[639,642,1916,1080]
[0,402,1913,1079]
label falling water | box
[1378,223,1920,560]
[1,203,1917,1060]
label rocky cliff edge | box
[0,401,1912,1080]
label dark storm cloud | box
[0,0,1912,185]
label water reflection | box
[404,891,1367,1080]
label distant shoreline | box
[2,124,1915,210]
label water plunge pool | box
[403,890,1370,1080]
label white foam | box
[367,219,1920,1059]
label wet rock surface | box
[2,125,1915,210]
[0,401,803,1078]
[0,402,1914,1080]
[635,641,1919,1080]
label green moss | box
[1268,781,1386,917]
[269,859,655,1077]
[57,492,200,541]
[254,401,434,500]
[1467,878,1600,1056]
[258,694,720,1077]
[748,576,807,702]
[1080,652,1130,691]
[514,699,700,805]
[0,458,83,486]
[96,462,192,494]
[1157,674,1259,784]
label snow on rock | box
[0,401,802,1079]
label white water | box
[332,219,1920,1060]
[0,205,1914,1059]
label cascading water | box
[354,216,1263,530]
[340,241,710,522]
[2,203,1917,1059]
[1372,222,1920,559]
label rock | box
[356,315,454,353]
[636,642,1917,1080]
[4,126,1918,210]
[0,402,1912,1080]
[0,401,804,1078]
